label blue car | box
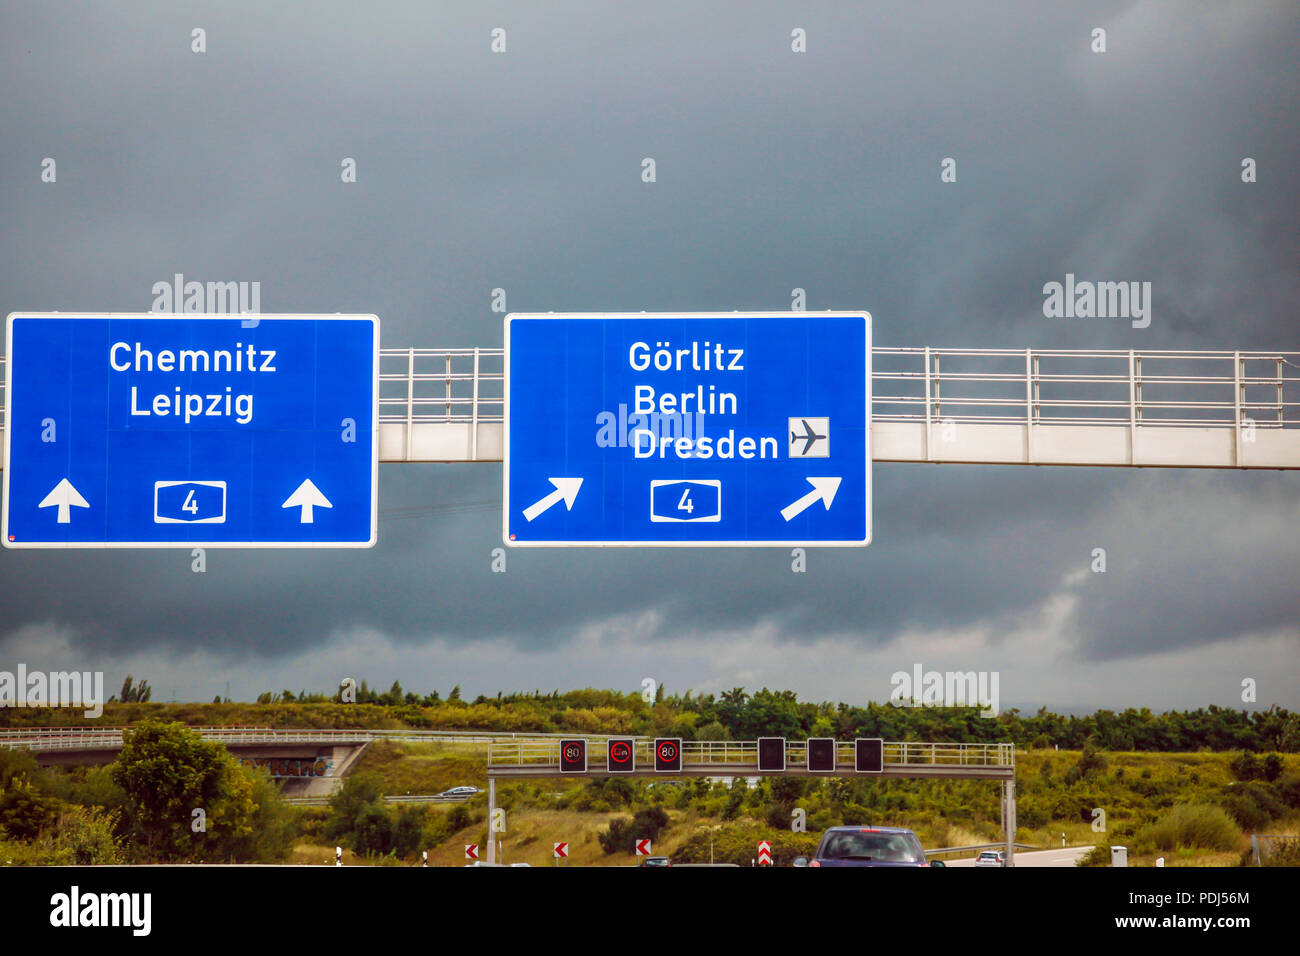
[800,826,943,867]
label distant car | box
[797,826,944,868]
[974,850,1006,868]
[639,856,672,867]
[439,786,480,797]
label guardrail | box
[925,842,1038,859]
[0,725,650,753]
[284,793,472,807]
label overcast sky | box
[2,2,1297,713]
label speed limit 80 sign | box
[559,739,588,773]
[654,737,682,773]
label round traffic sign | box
[610,741,632,763]
[657,741,677,760]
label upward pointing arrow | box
[37,479,90,524]
[780,477,842,521]
[522,478,583,522]
[282,479,332,523]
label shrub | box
[1076,844,1112,867]
[1139,804,1242,852]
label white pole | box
[487,777,497,864]
[335,845,342,867]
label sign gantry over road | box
[2,313,378,548]
[504,312,871,547]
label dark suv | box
[797,826,943,867]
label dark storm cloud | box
[1,2,1298,699]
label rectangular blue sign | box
[504,312,870,547]
[2,313,378,548]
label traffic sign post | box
[855,737,884,774]
[607,738,635,773]
[757,737,786,772]
[807,737,836,773]
[559,739,588,773]
[654,737,682,773]
[504,312,870,547]
[2,313,379,548]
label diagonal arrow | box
[282,479,332,523]
[780,477,842,521]
[522,477,583,522]
[37,478,90,524]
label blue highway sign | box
[2,313,378,548]
[504,312,870,547]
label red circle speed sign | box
[657,740,677,761]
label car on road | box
[795,826,945,868]
[638,856,672,867]
[439,786,480,798]
[974,850,1006,867]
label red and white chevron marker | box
[464,844,479,860]
[758,840,772,866]
[635,839,652,856]
[554,842,569,859]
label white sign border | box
[503,311,871,548]
[2,312,380,550]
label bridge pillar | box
[1003,779,1017,867]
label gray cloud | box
[2,1,1298,706]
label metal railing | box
[4,347,1295,437]
[284,793,472,807]
[488,738,1014,770]
[925,842,1038,859]
[874,347,1300,430]
[0,725,636,752]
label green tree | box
[0,779,62,840]
[109,720,256,861]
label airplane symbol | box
[788,417,830,457]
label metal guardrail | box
[376,347,1300,433]
[873,348,1300,430]
[487,738,1014,770]
[0,725,650,753]
[925,842,1038,858]
[4,347,1297,436]
[284,793,472,807]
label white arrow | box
[282,479,332,523]
[780,477,842,521]
[522,477,583,522]
[37,478,90,524]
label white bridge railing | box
[0,725,635,752]
[4,347,1298,467]
[4,346,1296,432]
